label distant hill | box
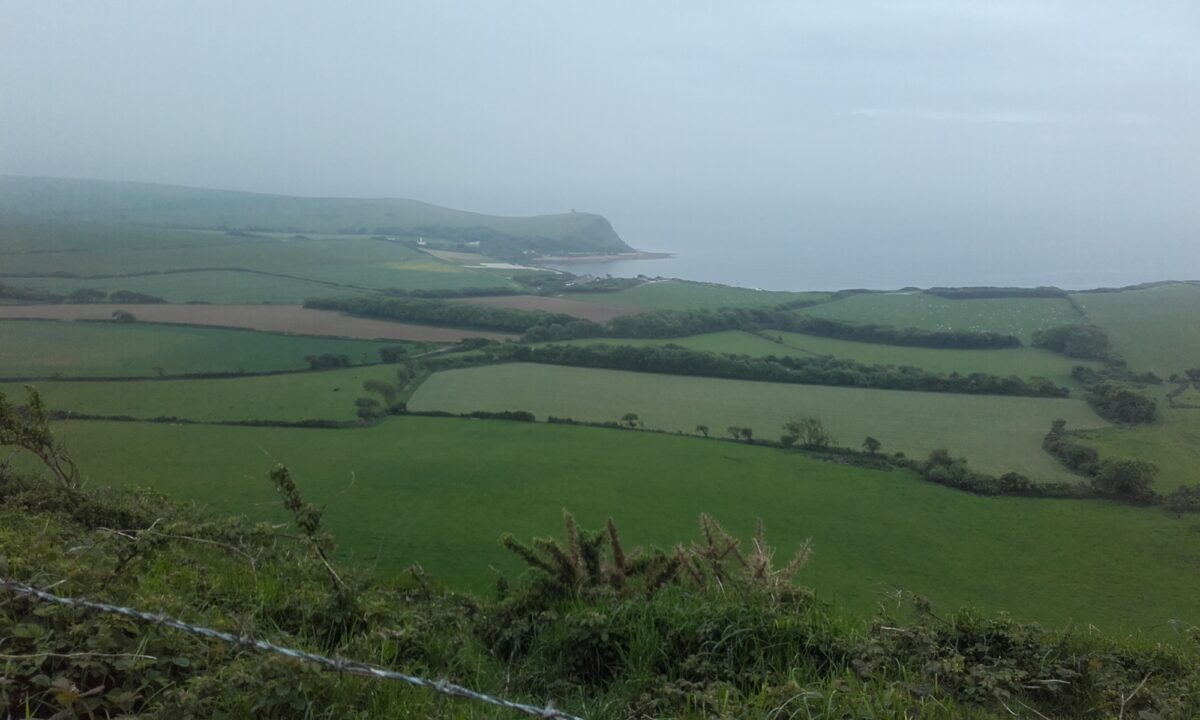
[0,175,633,259]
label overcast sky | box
[1,1,1197,288]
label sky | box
[1,1,1197,289]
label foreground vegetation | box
[2,432,1198,718]
[26,415,1200,638]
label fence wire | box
[0,577,583,720]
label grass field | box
[571,280,830,310]
[806,293,1083,343]
[1073,283,1200,376]
[0,217,514,292]
[1,363,413,422]
[26,417,1199,636]
[1078,399,1200,493]
[0,269,377,304]
[553,330,1092,386]
[409,363,1107,482]
[1173,384,1200,408]
[0,176,630,255]
[0,319,413,377]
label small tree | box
[784,417,832,449]
[1092,458,1157,502]
[111,309,137,323]
[739,427,754,443]
[862,436,882,454]
[621,412,641,428]
[695,424,709,437]
[727,426,742,440]
[0,388,80,489]
[363,379,399,408]
[355,396,383,421]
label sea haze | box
[545,207,1200,292]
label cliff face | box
[0,175,634,256]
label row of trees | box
[305,296,596,334]
[927,286,1068,300]
[490,343,1070,397]
[308,294,1023,350]
[604,307,1022,348]
[0,284,165,304]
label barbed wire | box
[0,577,583,720]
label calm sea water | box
[543,244,1193,293]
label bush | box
[1092,458,1158,503]
[1165,485,1200,513]
[1032,324,1112,359]
[1086,382,1157,424]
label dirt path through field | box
[0,304,516,342]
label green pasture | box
[0,270,376,304]
[1173,384,1200,408]
[806,293,1082,342]
[1,364,412,422]
[409,363,1107,482]
[553,330,1091,385]
[28,417,1200,636]
[0,176,627,254]
[1073,283,1200,376]
[0,319,412,377]
[1078,398,1200,494]
[0,217,513,291]
[572,280,829,310]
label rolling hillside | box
[0,175,633,258]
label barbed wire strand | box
[0,577,583,720]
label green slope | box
[33,417,1200,636]
[0,319,411,377]
[0,175,631,256]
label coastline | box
[533,250,675,263]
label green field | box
[2,364,411,422]
[1073,283,1200,376]
[1079,398,1200,493]
[1,269,377,304]
[410,363,1107,482]
[571,280,829,310]
[806,292,1083,342]
[26,417,1199,636]
[0,176,630,255]
[0,319,413,377]
[554,330,1092,385]
[0,219,510,292]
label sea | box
[541,241,1197,293]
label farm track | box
[0,304,516,342]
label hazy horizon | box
[2,2,1197,290]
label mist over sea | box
[543,210,1200,292]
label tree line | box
[927,286,1069,300]
[309,294,1025,350]
[483,343,1070,397]
[305,296,597,334]
[0,284,165,304]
